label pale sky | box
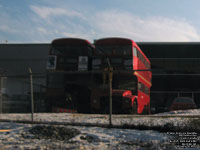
[1,0,200,43]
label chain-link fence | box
[0,73,46,113]
[1,76,200,114]
[151,91,200,113]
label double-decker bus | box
[91,37,152,114]
[46,38,94,113]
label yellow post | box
[0,77,2,114]
[0,129,11,132]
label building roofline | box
[137,42,200,45]
[1,42,200,46]
[0,43,50,46]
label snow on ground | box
[0,122,174,150]
[1,109,199,127]
[157,109,200,115]
[0,109,200,149]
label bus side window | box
[145,86,149,95]
[137,49,141,60]
[138,82,145,93]
[138,82,142,91]
[133,47,137,57]
[137,49,143,64]
[142,83,145,93]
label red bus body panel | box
[93,37,152,114]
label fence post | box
[29,68,34,122]
[0,77,2,114]
[109,67,113,127]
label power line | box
[153,74,200,76]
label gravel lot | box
[0,109,200,149]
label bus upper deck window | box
[123,46,132,55]
[133,47,137,57]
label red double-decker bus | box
[91,37,152,114]
[46,38,94,113]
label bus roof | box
[51,38,94,47]
[94,37,133,45]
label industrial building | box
[0,44,49,113]
[0,42,200,113]
[138,42,200,112]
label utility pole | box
[0,75,7,114]
[108,67,113,127]
[0,77,3,114]
[29,68,34,122]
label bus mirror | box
[47,55,57,70]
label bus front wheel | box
[130,99,138,114]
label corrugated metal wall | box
[138,42,200,112]
[0,44,49,113]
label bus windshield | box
[95,45,132,56]
[114,75,137,92]
[51,45,90,56]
